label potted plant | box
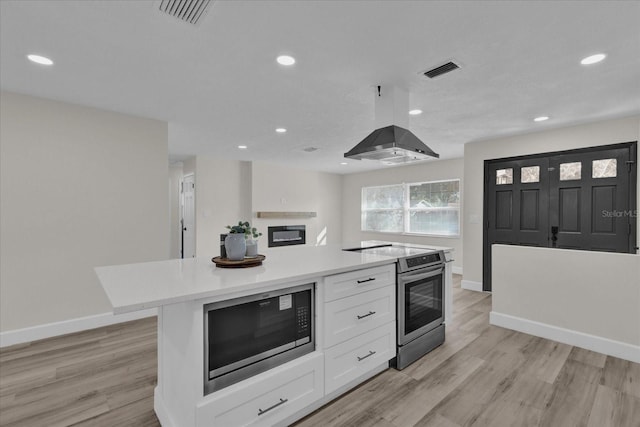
[224,221,262,260]
[244,225,263,257]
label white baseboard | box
[452,266,463,275]
[461,279,483,292]
[490,311,640,364]
[0,308,157,348]
[154,387,176,427]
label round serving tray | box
[211,255,265,268]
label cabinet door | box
[324,322,396,394]
[196,353,323,427]
[324,264,395,302]
[324,285,395,348]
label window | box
[592,158,617,178]
[521,166,540,183]
[496,168,513,185]
[362,180,460,237]
[560,162,581,181]
[361,184,404,232]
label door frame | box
[181,173,196,259]
[483,141,637,291]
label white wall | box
[342,158,464,272]
[251,162,343,248]
[492,244,639,361]
[189,160,342,257]
[0,91,169,332]
[192,156,252,258]
[463,115,640,286]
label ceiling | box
[1,1,639,174]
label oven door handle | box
[398,265,444,283]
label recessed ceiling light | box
[27,54,53,65]
[276,55,295,66]
[580,53,606,65]
[534,116,549,122]
[238,145,247,149]
[409,109,423,115]
[340,162,348,165]
[275,128,287,133]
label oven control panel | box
[405,252,442,268]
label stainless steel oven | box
[204,283,315,395]
[396,253,445,369]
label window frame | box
[361,179,461,238]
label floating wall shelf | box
[256,211,317,219]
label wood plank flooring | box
[0,317,160,426]
[1,275,638,426]
[294,276,640,427]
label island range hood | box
[344,86,439,164]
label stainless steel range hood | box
[344,86,439,164]
[344,124,439,164]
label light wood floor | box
[1,276,639,426]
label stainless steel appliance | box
[203,284,314,395]
[343,86,439,164]
[344,243,445,369]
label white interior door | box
[182,174,196,258]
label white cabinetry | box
[150,261,398,427]
[324,264,394,301]
[323,264,396,395]
[196,353,323,427]
[324,286,395,348]
[324,322,395,393]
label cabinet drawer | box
[324,285,395,348]
[324,264,395,302]
[324,322,396,394]
[196,353,323,427]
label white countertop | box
[346,240,454,253]
[95,245,396,314]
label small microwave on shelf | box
[203,283,315,395]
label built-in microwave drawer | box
[324,264,395,302]
[324,322,396,395]
[196,353,323,427]
[324,285,395,348]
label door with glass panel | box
[549,146,632,252]
[484,142,637,291]
[486,157,550,291]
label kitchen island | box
[96,245,400,427]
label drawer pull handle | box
[357,350,377,361]
[258,398,288,416]
[357,310,376,320]
[357,277,376,284]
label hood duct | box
[344,86,439,163]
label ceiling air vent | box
[303,147,319,153]
[158,0,213,25]
[423,61,460,79]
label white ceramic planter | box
[224,234,246,260]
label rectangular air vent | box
[423,61,459,79]
[159,0,212,25]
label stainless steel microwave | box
[204,283,315,395]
